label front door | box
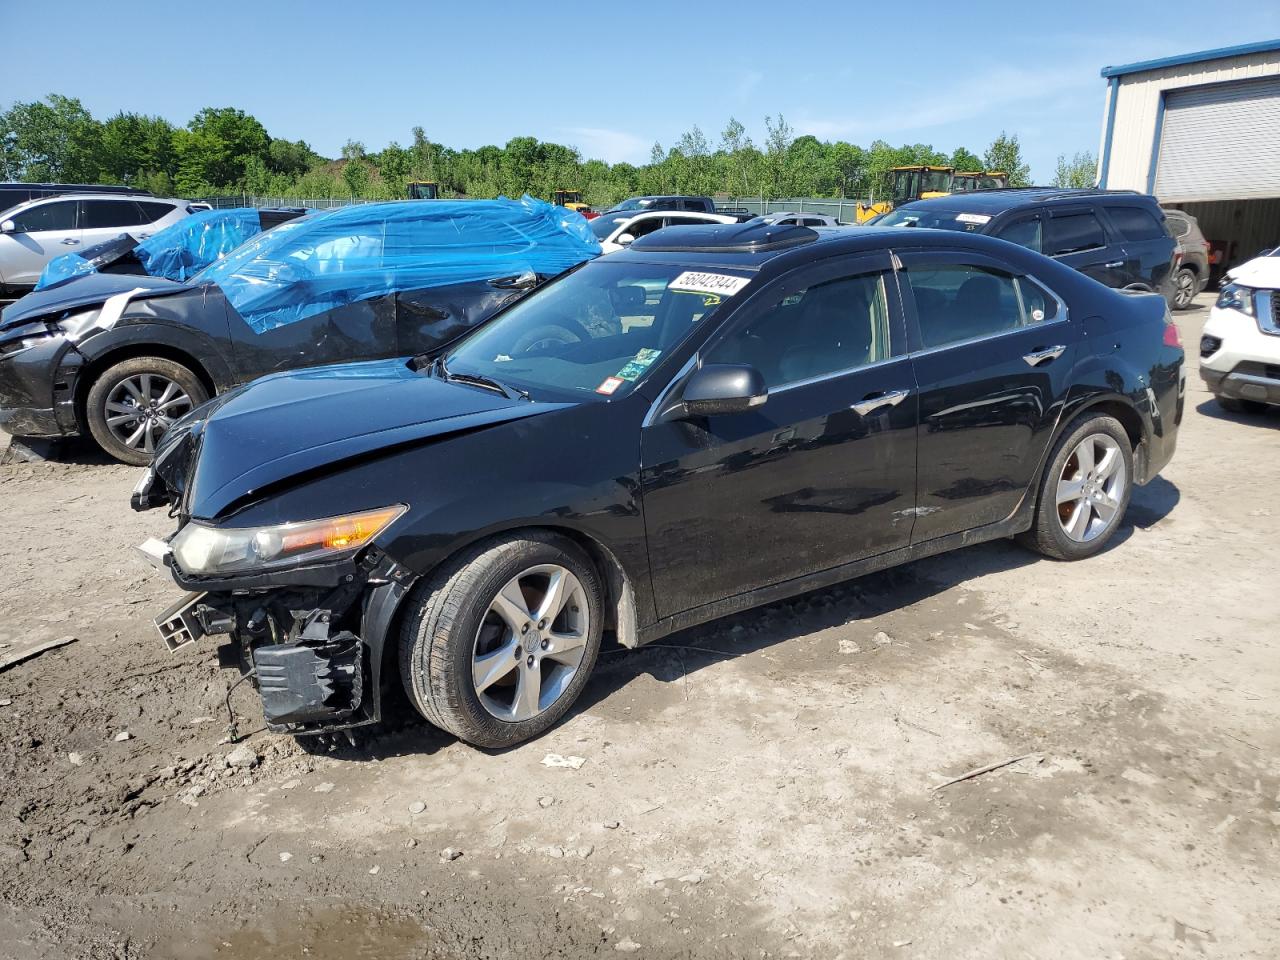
[0,198,81,286]
[897,251,1080,542]
[640,254,919,619]
[1041,206,1126,289]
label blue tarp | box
[134,207,263,282]
[194,195,601,334]
[34,207,268,290]
[36,252,99,289]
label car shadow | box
[0,433,121,467]
[324,476,1182,762]
[1194,398,1280,429]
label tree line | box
[1,94,1096,206]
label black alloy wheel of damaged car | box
[135,220,1186,750]
[85,356,208,466]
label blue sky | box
[3,0,1278,182]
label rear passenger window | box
[709,271,893,388]
[906,264,1050,349]
[1043,213,1105,256]
[79,199,149,229]
[1108,206,1167,241]
[996,216,1042,252]
[802,218,826,227]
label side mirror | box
[0,220,15,234]
[671,364,767,419]
[616,232,636,247]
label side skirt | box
[636,496,1036,646]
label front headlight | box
[171,505,406,577]
[1215,283,1255,317]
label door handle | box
[851,388,909,416]
[1023,345,1066,367]
[1104,260,1124,269]
[60,238,80,245]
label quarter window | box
[10,200,78,233]
[906,263,1053,349]
[1043,213,1105,256]
[137,200,179,222]
[1108,206,1167,241]
[709,271,892,388]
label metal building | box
[1097,39,1280,275]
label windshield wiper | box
[435,355,531,401]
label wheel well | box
[1180,261,1199,275]
[1074,398,1143,450]
[75,343,216,421]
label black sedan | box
[0,198,599,464]
[134,221,1185,749]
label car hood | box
[156,358,572,520]
[0,272,182,329]
[1226,255,1280,289]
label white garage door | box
[1154,75,1280,202]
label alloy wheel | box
[1174,270,1194,308]
[1056,433,1126,543]
[471,564,590,722]
[103,373,194,455]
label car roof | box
[897,187,1156,215]
[616,221,1044,270]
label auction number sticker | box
[955,213,992,225]
[669,271,751,297]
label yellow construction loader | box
[855,166,954,223]
[950,170,1009,192]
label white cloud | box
[564,127,650,165]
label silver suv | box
[0,194,193,299]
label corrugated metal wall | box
[1102,50,1280,192]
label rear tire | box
[1171,267,1197,310]
[85,356,208,466]
[399,532,603,749]
[1018,413,1133,561]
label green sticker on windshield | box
[615,348,662,382]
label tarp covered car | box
[0,196,600,464]
[34,207,309,290]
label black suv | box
[879,189,1178,304]
[605,195,716,214]
[0,182,153,214]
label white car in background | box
[1199,246,1280,414]
[591,210,747,254]
[0,193,194,299]
[759,211,843,227]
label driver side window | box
[11,200,78,233]
[708,270,893,388]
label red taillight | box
[1164,320,1183,348]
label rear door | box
[1041,206,1126,289]
[0,198,81,285]
[898,249,1079,543]
[78,198,153,247]
[1097,204,1176,294]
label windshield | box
[611,197,658,212]
[590,213,633,239]
[443,260,753,401]
[878,207,987,232]
[922,169,952,193]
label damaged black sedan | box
[0,197,598,464]
[135,221,1185,749]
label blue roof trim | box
[1101,39,1280,78]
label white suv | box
[0,193,192,299]
[1200,247,1280,413]
[591,210,747,254]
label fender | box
[76,319,237,392]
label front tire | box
[399,532,603,749]
[1018,413,1133,561]
[85,356,208,465]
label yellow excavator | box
[951,170,1009,192]
[407,181,439,200]
[553,189,597,219]
[855,166,955,223]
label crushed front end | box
[133,426,415,736]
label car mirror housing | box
[673,363,768,419]
[616,232,636,247]
[0,220,16,234]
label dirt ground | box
[0,293,1276,959]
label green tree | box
[1053,150,1096,188]
[173,107,270,193]
[763,114,793,198]
[983,131,1031,187]
[98,111,175,185]
[949,146,983,172]
[0,94,103,181]
[267,138,318,176]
